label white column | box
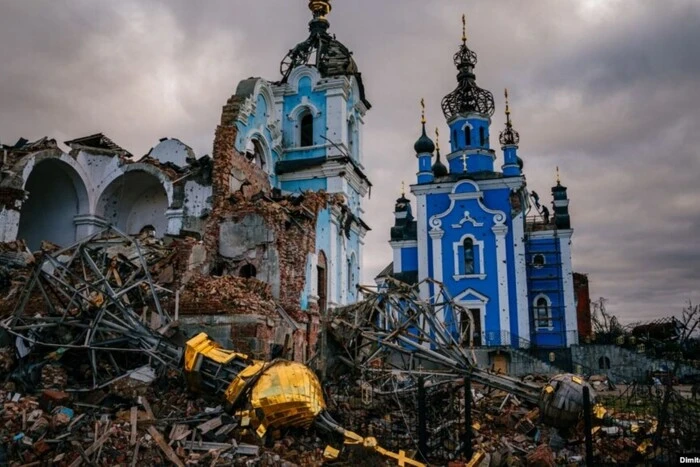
[559,230,578,346]
[392,245,402,273]
[0,208,21,242]
[416,194,429,300]
[429,228,445,322]
[329,218,339,307]
[493,224,510,346]
[74,214,107,240]
[325,88,347,151]
[165,208,185,236]
[339,232,347,305]
[512,212,530,348]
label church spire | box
[431,127,448,177]
[415,99,435,184]
[500,88,522,177]
[414,98,435,155]
[441,15,495,121]
[499,89,520,147]
[308,0,331,20]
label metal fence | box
[326,375,468,465]
[592,382,700,465]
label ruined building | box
[378,17,582,349]
[0,1,370,360]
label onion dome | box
[414,123,435,154]
[431,128,448,177]
[280,0,370,108]
[414,99,435,154]
[499,89,520,146]
[441,15,495,121]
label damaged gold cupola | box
[280,0,370,108]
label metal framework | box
[328,277,542,404]
[1,227,183,390]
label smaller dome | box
[432,158,448,177]
[431,142,448,176]
[414,123,435,154]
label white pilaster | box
[339,230,347,305]
[73,214,107,240]
[325,88,348,151]
[329,218,339,306]
[559,230,578,346]
[165,208,185,236]
[392,245,402,273]
[416,193,429,300]
[513,212,530,347]
[430,227,445,322]
[493,224,510,346]
[0,208,21,242]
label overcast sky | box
[1,0,699,325]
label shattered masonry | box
[0,84,340,361]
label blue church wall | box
[526,236,567,347]
[281,76,328,160]
[234,90,281,188]
[401,247,418,272]
[449,117,491,152]
[421,182,516,345]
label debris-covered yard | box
[0,230,699,466]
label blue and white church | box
[227,0,372,310]
[380,18,578,349]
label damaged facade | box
[378,19,582,349]
[0,2,371,360]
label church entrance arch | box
[96,171,168,237]
[17,159,89,249]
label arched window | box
[245,139,266,170]
[465,127,471,146]
[533,254,545,268]
[598,356,611,369]
[240,264,257,279]
[479,127,485,146]
[317,251,328,313]
[463,238,475,275]
[347,119,355,159]
[300,112,314,147]
[535,296,551,329]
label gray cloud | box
[1,0,698,325]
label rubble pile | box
[325,374,686,466]
[0,239,34,314]
[0,381,332,466]
[177,275,277,317]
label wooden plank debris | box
[147,425,185,467]
[196,416,223,435]
[130,406,138,446]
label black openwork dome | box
[499,89,520,146]
[499,126,520,146]
[454,43,477,70]
[441,19,494,121]
[280,21,358,81]
[279,1,370,108]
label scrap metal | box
[0,228,426,466]
[327,277,596,427]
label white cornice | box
[389,240,418,248]
[527,229,574,239]
[278,159,370,197]
[411,176,524,196]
